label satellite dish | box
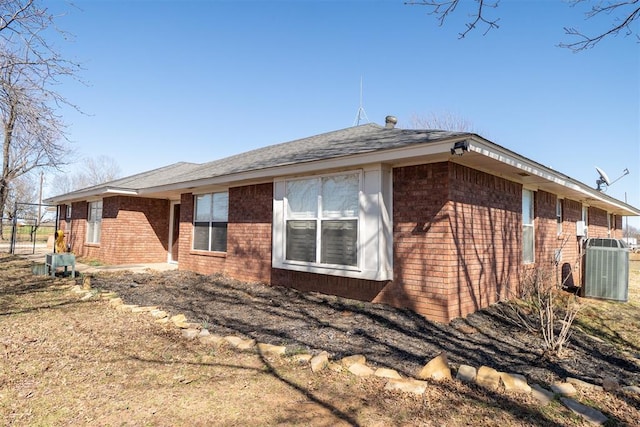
[595,166,629,191]
[596,166,611,187]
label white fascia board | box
[467,138,640,216]
[140,137,465,195]
[44,187,138,204]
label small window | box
[86,201,102,244]
[193,192,228,252]
[522,189,534,264]
[66,204,72,220]
[556,199,563,236]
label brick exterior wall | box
[226,184,273,283]
[66,197,170,264]
[60,162,630,323]
[445,163,522,320]
[377,162,453,321]
[179,184,274,282]
[382,162,522,322]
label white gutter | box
[45,187,139,204]
[466,137,640,216]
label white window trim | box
[273,165,393,281]
[522,189,535,264]
[556,198,563,236]
[283,172,361,270]
[86,200,102,244]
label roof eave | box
[466,137,640,216]
[44,187,139,204]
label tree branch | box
[406,0,500,38]
[560,1,640,51]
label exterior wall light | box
[450,140,469,156]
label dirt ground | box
[88,265,640,388]
[1,254,639,426]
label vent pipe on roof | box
[385,115,398,129]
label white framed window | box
[272,166,393,281]
[522,189,534,264]
[193,192,228,252]
[66,204,72,220]
[86,200,102,244]
[556,199,563,236]
[285,173,359,267]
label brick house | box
[46,118,640,322]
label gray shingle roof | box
[167,123,468,184]
[46,123,469,200]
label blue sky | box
[48,0,639,224]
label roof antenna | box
[353,76,369,126]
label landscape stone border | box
[64,279,639,426]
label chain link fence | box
[1,218,56,255]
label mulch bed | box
[90,270,640,387]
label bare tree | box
[406,0,640,51]
[0,0,81,238]
[409,111,477,132]
[53,155,122,194]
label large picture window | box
[193,192,228,252]
[86,200,102,244]
[285,173,359,267]
[522,189,534,264]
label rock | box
[340,354,366,367]
[500,372,531,393]
[531,384,555,406]
[622,385,640,394]
[560,397,608,425]
[348,362,374,377]
[416,352,451,381]
[602,376,620,391]
[550,382,577,397]
[566,377,602,390]
[456,365,477,383]
[310,351,329,372]
[476,366,501,390]
[150,309,168,319]
[198,329,210,337]
[99,292,118,299]
[257,343,287,356]
[237,339,256,350]
[384,379,428,395]
[170,314,187,326]
[80,292,94,301]
[223,336,255,350]
[181,329,199,340]
[155,317,169,324]
[132,306,157,313]
[199,334,224,345]
[116,304,137,313]
[291,354,313,364]
[224,336,243,347]
[328,362,343,372]
[374,368,402,380]
[108,297,123,307]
